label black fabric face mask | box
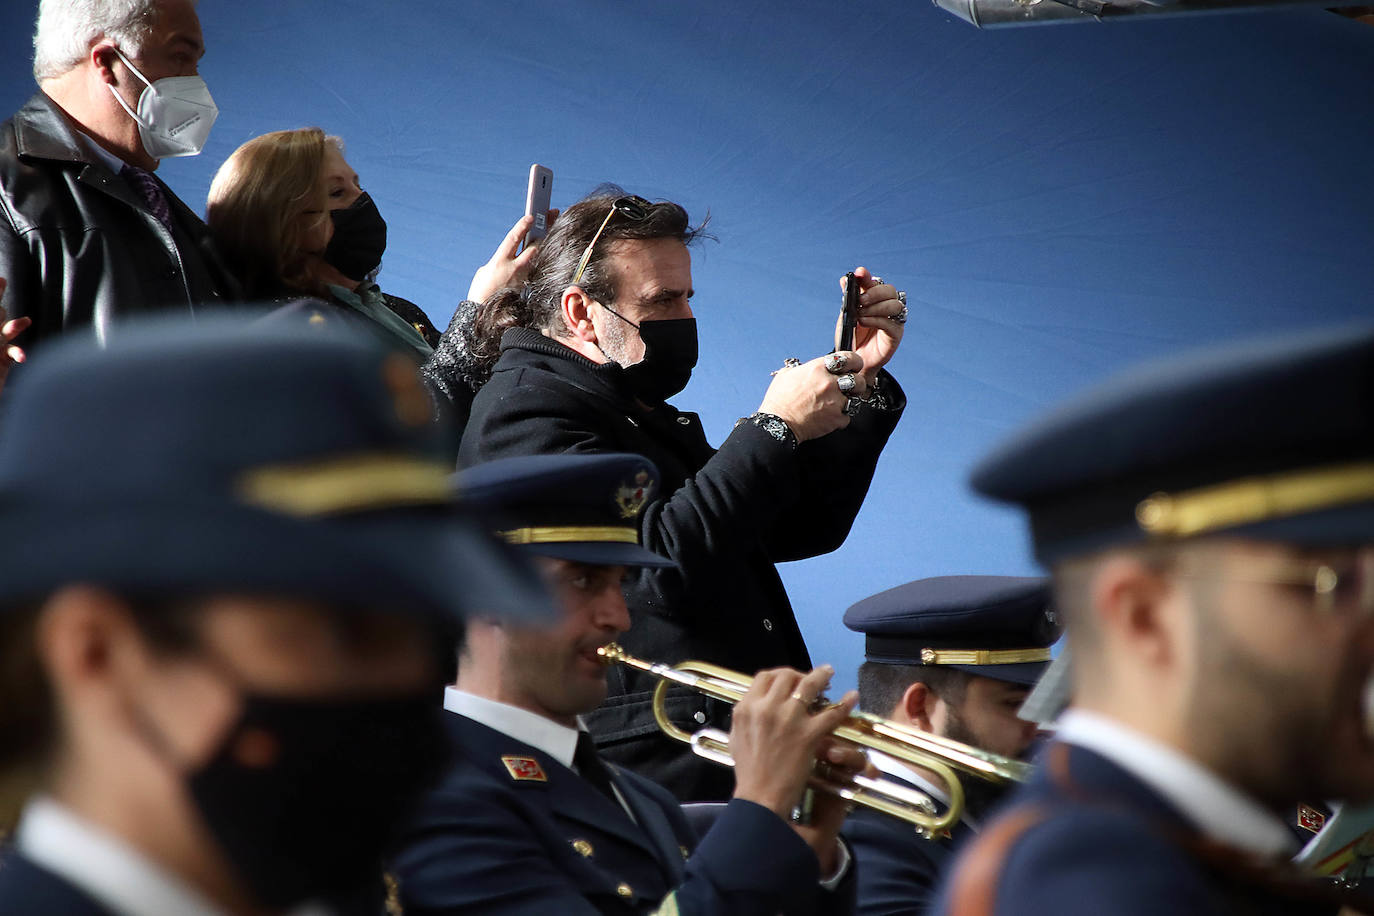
[619,317,699,403]
[185,689,448,909]
[325,192,388,281]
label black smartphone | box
[839,271,860,351]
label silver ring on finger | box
[843,397,864,417]
[893,305,908,325]
[824,352,849,374]
[836,373,858,395]
[771,356,803,377]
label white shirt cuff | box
[818,837,852,890]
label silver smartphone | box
[523,164,553,250]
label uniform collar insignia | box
[1297,802,1327,834]
[501,755,548,782]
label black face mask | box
[160,688,448,909]
[324,192,388,281]
[614,316,698,403]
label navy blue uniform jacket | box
[0,851,116,915]
[842,775,973,916]
[931,742,1365,916]
[458,329,904,799]
[390,712,856,915]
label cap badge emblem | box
[501,755,548,782]
[614,470,653,519]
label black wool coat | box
[459,329,905,800]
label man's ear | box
[34,586,144,707]
[560,285,599,344]
[90,41,121,85]
[1090,554,1177,669]
[897,681,938,733]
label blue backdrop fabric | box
[3,1,1371,691]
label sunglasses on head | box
[570,195,654,286]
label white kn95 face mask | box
[107,47,218,159]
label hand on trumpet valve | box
[729,664,860,875]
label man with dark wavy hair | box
[444,186,909,800]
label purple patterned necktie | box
[120,164,173,230]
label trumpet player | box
[390,453,864,915]
[841,576,1059,915]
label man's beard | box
[942,705,1016,822]
[596,311,636,366]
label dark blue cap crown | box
[844,575,1059,686]
[0,316,552,624]
[455,453,675,568]
[972,323,1374,564]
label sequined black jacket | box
[459,328,905,801]
[0,93,240,351]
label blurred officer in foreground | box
[933,325,1374,916]
[842,576,1058,915]
[392,453,862,915]
[0,318,550,915]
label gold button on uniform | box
[679,845,690,859]
[571,838,594,858]
[616,882,634,899]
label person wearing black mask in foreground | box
[0,317,551,915]
[450,186,909,801]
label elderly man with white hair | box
[0,0,240,352]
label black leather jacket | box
[0,92,240,350]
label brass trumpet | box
[597,643,1031,835]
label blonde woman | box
[207,127,436,355]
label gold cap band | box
[500,526,640,545]
[237,454,453,517]
[919,648,1052,666]
[1135,461,1374,540]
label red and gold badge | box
[501,755,548,782]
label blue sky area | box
[4,1,1372,691]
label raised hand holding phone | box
[466,166,558,303]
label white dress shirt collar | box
[444,687,581,769]
[1056,709,1296,858]
[869,750,980,832]
[17,796,334,916]
[17,796,228,916]
[77,129,131,175]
